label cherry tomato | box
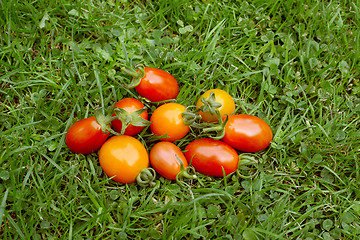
[99,135,149,184]
[184,138,239,177]
[111,98,148,136]
[149,142,188,180]
[135,67,179,102]
[65,116,109,154]
[222,114,273,153]
[150,103,190,142]
[196,89,235,122]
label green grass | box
[1,0,360,239]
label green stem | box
[136,168,157,187]
[236,154,260,179]
[202,111,228,140]
[176,166,197,181]
[175,154,197,186]
[238,154,259,166]
[121,64,146,89]
[95,107,121,136]
[182,105,202,127]
[236,169,259,179]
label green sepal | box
[200,91,222,115]
[202,110,228,140]
[112,107,152,135]
[182,105,202,127]
[95,107,120,136]
[121,64,146,89]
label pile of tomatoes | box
[65,66,273,186]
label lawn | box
[1,0,360,239]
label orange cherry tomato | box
[149,142,188,180]
[150,103,190,142]
[111,98,148,136]
[222,114,273,153]
[65,116,109,154]
[196,89,235,122]
[184,138,239,177]
[99,135,149,184]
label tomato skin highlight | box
[150,103,190,142]
[65,116,109,154]
[135,67,179,102]
[222,114,273,153]
[184,138,239,177]
[99,135,149,184]
[196,89,235,122]
[150,142,188,180]
[111,98,148,136]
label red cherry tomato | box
[111,98,148,136]
[150,103,190,142]
[135,67,179,102]
[149,142,188,180]
[65,116,109,154]
[184,138,239,177]
[99,135,149,184]
[222,114,273,153]
[196,89,235,122]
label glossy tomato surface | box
[150,103,190,142]
[150,142,188,180]
[99,135,149,184]
[65,116,109,154]
[135,67,179,102]
[196,89,235,122]
[184,138,239,177]
[222,114,273,153]
[111,98,148,136]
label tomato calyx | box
[182,105,203,128]
[182,91,224,128]
[202,111,229,140]
[136,168,157,187]
[182,108,228,140]
[113,107,151,135]
[95,104,151,136]
[121,64,145,89]
[199,91,222,116]
[95,107,119,136]
[181,92,229,140]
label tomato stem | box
[202,111,228,140]
[176,166,197,181]
[236,154,260,179]
[182,112,202,128]
[136,168,157,187]
[236,169,259,179]
[175,154,197,186]
[95,107,121,136]
[182,105,208,128]
[238,154,259,166]
[121,64,146,89]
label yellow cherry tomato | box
[196,89,235,122]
